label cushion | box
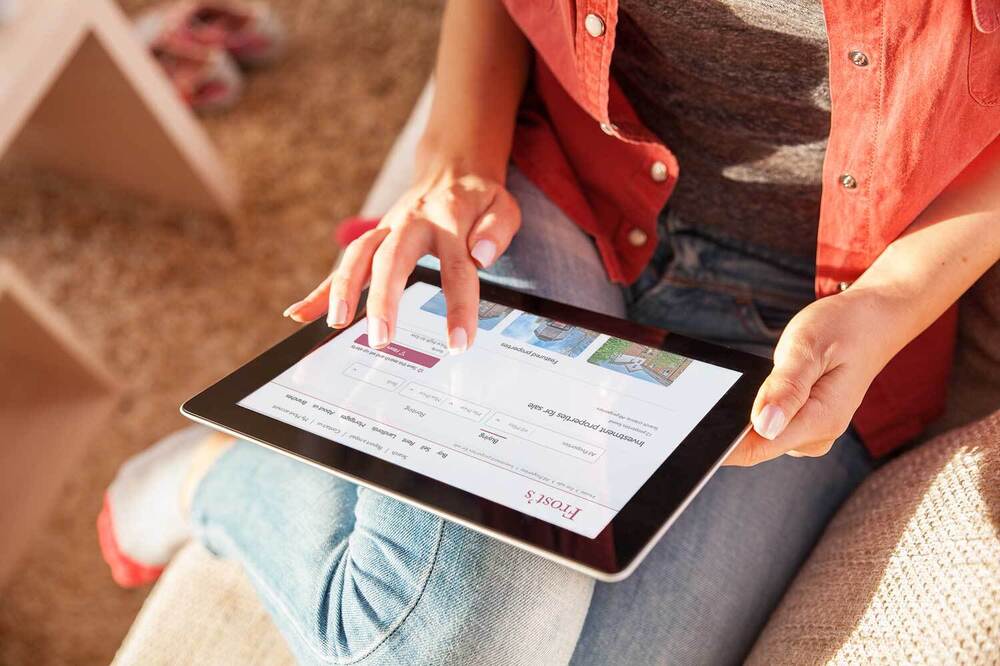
[748,410,1000,664]
[112,542,294,666]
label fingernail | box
[470,239,497,268]
[368,317,389,348]
[282,300,305,318]
[327,299,349,328]
[448,326,468,354]
[754,404,786,441]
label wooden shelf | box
[0,0,238,216]
[0,261,119,588]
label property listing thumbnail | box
[587,338,692,387]
[420,290,515,331]
[499,313,600,358]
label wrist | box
[415,131,510,185]
[833,285,916,368]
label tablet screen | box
[239,281,741,538]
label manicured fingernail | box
[327,299,349,328]
[470,239,497,268]
[368,317,389,348]
[282,300,305,318]
[448,326,468,354]
[754,404,786,441]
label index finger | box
[364,223,429,348]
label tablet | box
[182,266,770,581]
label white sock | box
[101,425,210,579]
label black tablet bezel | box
[182,266,771,579]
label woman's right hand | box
[282,162,521,354]
[284,0,530,353]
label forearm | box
[851,137,1000,365]
[417,0,530,182]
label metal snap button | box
[840,173,858,189]
[585,13,606,38]
[627,228,648,247]
[848,50,869,67]
[649,161,668,182]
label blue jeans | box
[191,168,873,664]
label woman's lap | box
[192,166,872,664]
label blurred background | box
[0,1,441,663]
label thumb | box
[467,189,521,268]
[751,336,823,441]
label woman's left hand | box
[724,288,896,466]
[725,134,1000,466]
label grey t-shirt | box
[612,0,831,261]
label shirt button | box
[840,173,858,189]
[649,161,668,182]
[848,50,869,67]
[627,228,648,247]
[838,281,852,292]
[584,13,606,37]
[599,122,618,136]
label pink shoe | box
[137,16,243,112]
[138,1,285,68]
[154,40,243,112]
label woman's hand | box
[724,288,896,466]
[282,164,520,353]
[284,0,529,352]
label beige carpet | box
[0,1,440,663]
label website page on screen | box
[239,281,742,538]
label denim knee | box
[190,443,446,664]
[302,488,445,662]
